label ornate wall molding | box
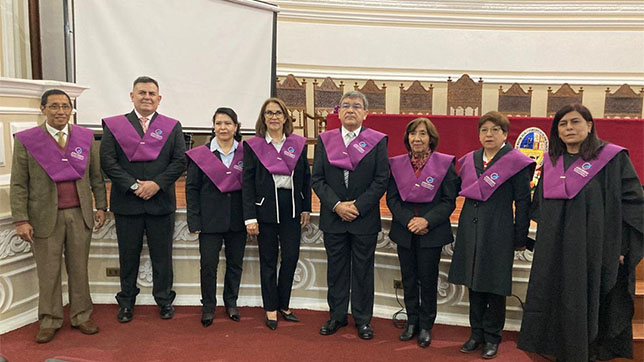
[0,77,88,99]
[0,213,535,334]
[274,1,644,28]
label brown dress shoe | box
[35,328,58,343]
[73,319,99,335]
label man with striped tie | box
[312,91,389,340]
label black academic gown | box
[518,150,644,362]
[448,144,534,296]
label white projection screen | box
[73,0,277,131]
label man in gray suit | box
[11,89,107,343]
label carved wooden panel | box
[547,84,583,116]
[604,84,643,118]
[314,77,345,116]
[276,74,307,135]
[447,74,482,116]
[498,83,532,117]
[400,80,433,114]
[354,79,386,113]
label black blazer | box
[242,138,311,223]
[100,111,186,215]
[386,162,460,249]
[311,128,389,234]
[185,142,244,233]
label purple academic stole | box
[15,125,93,182]
[459,148,535,201]
[389,152,455,203]
[186,144,244,193]
[245,134,306,175]
[542,143,624,200]
[319,128,386,171]
[103,114,178,162]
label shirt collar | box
[134,109,156,121]
[46,122,69,138]
[265,133,286,144]
[210,137,239,155]
[341,126,361,139]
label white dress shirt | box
[46,122,69,145]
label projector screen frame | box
[69,0,279,133]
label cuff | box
[245,219,258,226]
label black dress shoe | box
[279,310,300,322]
[226,307,240,322]
[482,342,499,359]
[399,324,417,341]
[417,329,431,348]
[357,324,374,340]
[460,338,483,353]
[160,304,174,319]
[117,307,133,323]
[265,315,278,330]
[201,312,214,327]
[319,319,348,335]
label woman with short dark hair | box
[185,107,246,327]
[387,117,460,348]
[448,111,535,359]
[518,103,643,362]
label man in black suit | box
[100,76,186,322]
[312,91,389,339]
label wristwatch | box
[130,183,140,191]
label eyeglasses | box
[47,104,72,112]
[340,103,364,110]
[479,126,503,134]
[264,110,284,118]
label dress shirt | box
[134,110,157,130]
[210,138,239,168]
[341,126,361,147]
[265,133,293,189]
[46,122,69,145]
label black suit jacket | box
[100,111,186,215]
[242,139,311,223]
[185,142,244,233]
[386,162,460,249]
[311,128,389,234]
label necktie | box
[57,131,66,148]
[140,117,149,133]
[343,132,355,187]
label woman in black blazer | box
[185,107,246,327]
[243,98,311,330]
[386,118,460,348]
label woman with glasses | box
[243,98,311,330]
[387,118,460,348]
[518,104,643,362]
[185,107,246,327]
[448,111,535,359]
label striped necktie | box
[140,117,149,133]
[343,132,355,187]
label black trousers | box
[324,232,377,326]
[115,213,176,308]
[199,230,246,313]
[257,189,301,311]
[468,289,506,344]
[397,238,442,330]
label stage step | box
[635,280,644,323]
